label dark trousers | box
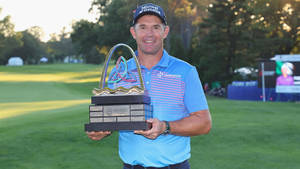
[123,160,190,169]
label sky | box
[0,0,98,41]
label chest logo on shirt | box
[156,71,181,79]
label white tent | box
[40,57,48,63]
[7,57,24,66]
[270,54,300,61]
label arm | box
[86,131,111,141]
[134,109,212,139]
[169,109,211,136]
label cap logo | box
[139,5,161,15]
[133,3,166,25]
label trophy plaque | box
[85,43,152,131]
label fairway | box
[0,64,299,169]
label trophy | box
[85,43,152,131]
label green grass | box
[191,98,300,169]
[1,64,300,169]
[0,63,102,74]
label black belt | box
[123,160,188,169]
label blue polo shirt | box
[112,50,208,167]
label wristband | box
[163,121,170,135]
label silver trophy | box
[85,43,152,131]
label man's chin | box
[141,50,160,56]
[140,47,161,55]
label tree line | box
[0,9,75,65]
[1,0,299,85]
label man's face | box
[130,15,169,56]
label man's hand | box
[86,131,111,141]
[134,118,166,140]
[134,109,211,138]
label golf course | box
[0,64,299,169]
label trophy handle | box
[99,43,145,91]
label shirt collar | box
[128,50,170,70]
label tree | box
[46,27,76,63]
[192,0,251,85]
[71,0,139,64]
[192,0,300,85]
[71,19,105,64]
[166,0,210,57]
[71,0,213,64]
[27,26,45,41]
[247,0,300,57]
[9,29,45,64]
[0,8,22,65]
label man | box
[87,3,212,169]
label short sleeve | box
[184,66,209,113]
